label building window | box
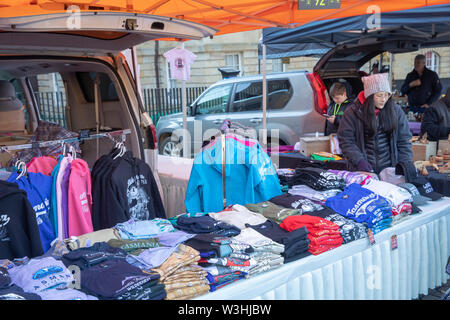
[225,53,241,72]
[425,51,440,74]
[272,59,286,73]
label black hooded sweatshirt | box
[0,180,44,260]
[92,151,166,230]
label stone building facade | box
[36,29,449,94]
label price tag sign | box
[368,229,376,246]
[391,235,398,250]
[299,0,341,10]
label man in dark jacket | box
[338,73,413,174]
[421,86,450,142]
[400,54,442,114]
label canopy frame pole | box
[181,41,188,158]
[144,0,170,13]
[262,43,267,149]
[190,0,290,28]
[215,1,286,28]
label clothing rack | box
[0,129,131,153]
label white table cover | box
[157,155,192,218]
[195,198,450,300]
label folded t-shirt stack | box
[60,241,165,300]
[370,217,393,234]
[289,167,347,191]
[327,170,376,186]
[245,201,301,224]
[288,185,343,205]
[174,215,241,237]
[81,259,164,300]
[186,234,252,291]
[61,241,128,269]
[305,208,367,244]
[269,193,324,213]
[280,215,343,255]
[151,244,209,300]
[288,184,327,203]
[203,265,247,292]
[162,264,209,300]
[7,256,98,300]
[208,204,268,230]
[277,168,296,187]
[361,179,414,225]
[185,233,254,259]
[248,219,311,263]
[124,231,195,273]
[232,227,285,277]
[325,183,393,229]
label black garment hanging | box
[91,149,166,230]
[0,180,44,260]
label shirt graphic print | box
[0,214,10,242]
[163,47,197,81]
[127,175,150,221]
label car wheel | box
[159,135,183,157]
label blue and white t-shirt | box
[325,183,392,228]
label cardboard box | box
[412,141,437,162]
[298,136,330,157]
[0,110,25,133]
[438,139,450,154]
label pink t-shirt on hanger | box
[163,47,197,81]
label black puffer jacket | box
[338,91,413,174]
[364,116,392,173]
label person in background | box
[324,82,351,136]
[420,86,450,142]
[338,73,413,174]
[400,54,442,114]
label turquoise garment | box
[49,155,64,235]
[184,134,282,213]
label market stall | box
[1,0,450,302]
[197,198,450,300]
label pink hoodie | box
[27,156,57,176]
[67,158,93,237]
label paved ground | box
[415,279,450,300]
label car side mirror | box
[188,104,194,116]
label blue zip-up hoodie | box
[185,135,282,213]
[7,172,56,252]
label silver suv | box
[157,71,326,156]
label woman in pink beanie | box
[337,73,413,174]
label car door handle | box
[213,119,223,124]
[250,118,262,124]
